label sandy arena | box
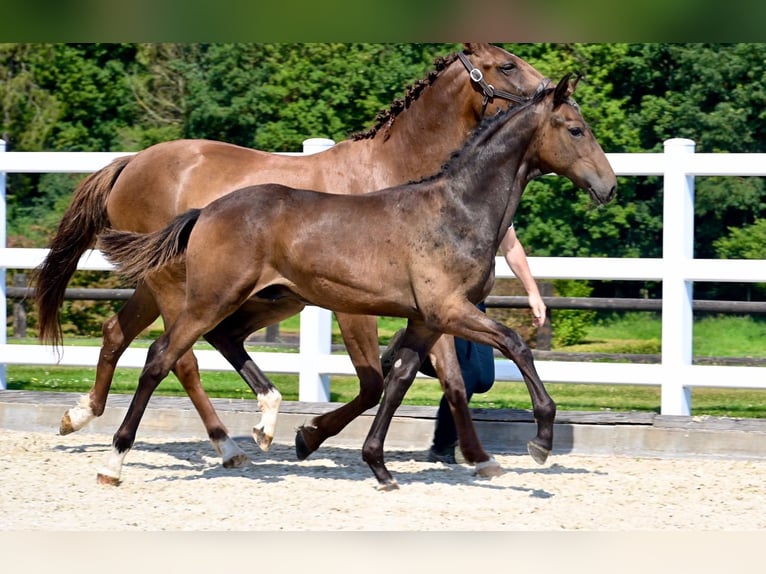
[1,427,763,531]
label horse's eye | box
[568,127,584,137]
[500,63,517,75]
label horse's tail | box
[97,209,202,285]
[33,155,134,348]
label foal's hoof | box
[252,427,273,451]
[96,473,121,487]
[295,425,322,461]
[376,480,400,492]
[473,457,504,478]
[295,428,313,461]
[527,440,551,465]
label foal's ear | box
[553,72,581,107]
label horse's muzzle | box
[590,184,616,206]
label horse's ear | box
[570,72,582,93]
[553,73,575,108]
[462,43,488,54]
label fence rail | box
[1,137,764,416]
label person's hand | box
[529,293,546,328]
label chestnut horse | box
[96,74,617,488]
[35,44,548,468]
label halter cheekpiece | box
[458,51,531,116]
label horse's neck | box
[362,62,478,181]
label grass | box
[4,313,766,419]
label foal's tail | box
[97,209,202,284]
[33,155,134,348]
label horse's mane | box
[350,52,459,141]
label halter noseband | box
[458,52,541,116]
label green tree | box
[612,43,766,258]
[181,43,455,151]
[0,44,62,151]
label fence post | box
[0,139,6,389]
[297,137,335,402]
[660,138,695,415]
[13,273,27,338]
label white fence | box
[0,138,764,416]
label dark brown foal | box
[96,74,616,487]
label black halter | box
[458,52,540,116]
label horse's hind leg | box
[427,335,502,478]
[60,283,158,435]
[66,281,248,469]
[97,328,201,485]
[203,330,281,451]
[203,301,308,452]
[295,313,385,460]
[170,349,247,467]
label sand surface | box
[1,428,763,531]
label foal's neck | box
[444,106,541,244]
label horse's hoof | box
[223,452,249,469]
[295,428,314,461]
[527,440,551,465]
[96,473,121,487]
[473,457,504,478]
[376,480,400,492]
[252,427,273,451]
[59,413,75,435]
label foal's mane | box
[408,85,555,186]
[350,52,459,141]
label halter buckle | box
[469,68,483,83]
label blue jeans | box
[432,303,495,449]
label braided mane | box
[350,52,460,141]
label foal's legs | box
[363,302,556,489]
[96,292,277,485]
[97,327,205,485]
[62,282,248,469]
[295,313,385,459]
[202,298,308,451]
[444,303,556,464]
[362,321,441,490]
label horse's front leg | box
[427,335,502,478]
[362,323,440,491]
[296,313,385,460]
[503,331,555,464]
